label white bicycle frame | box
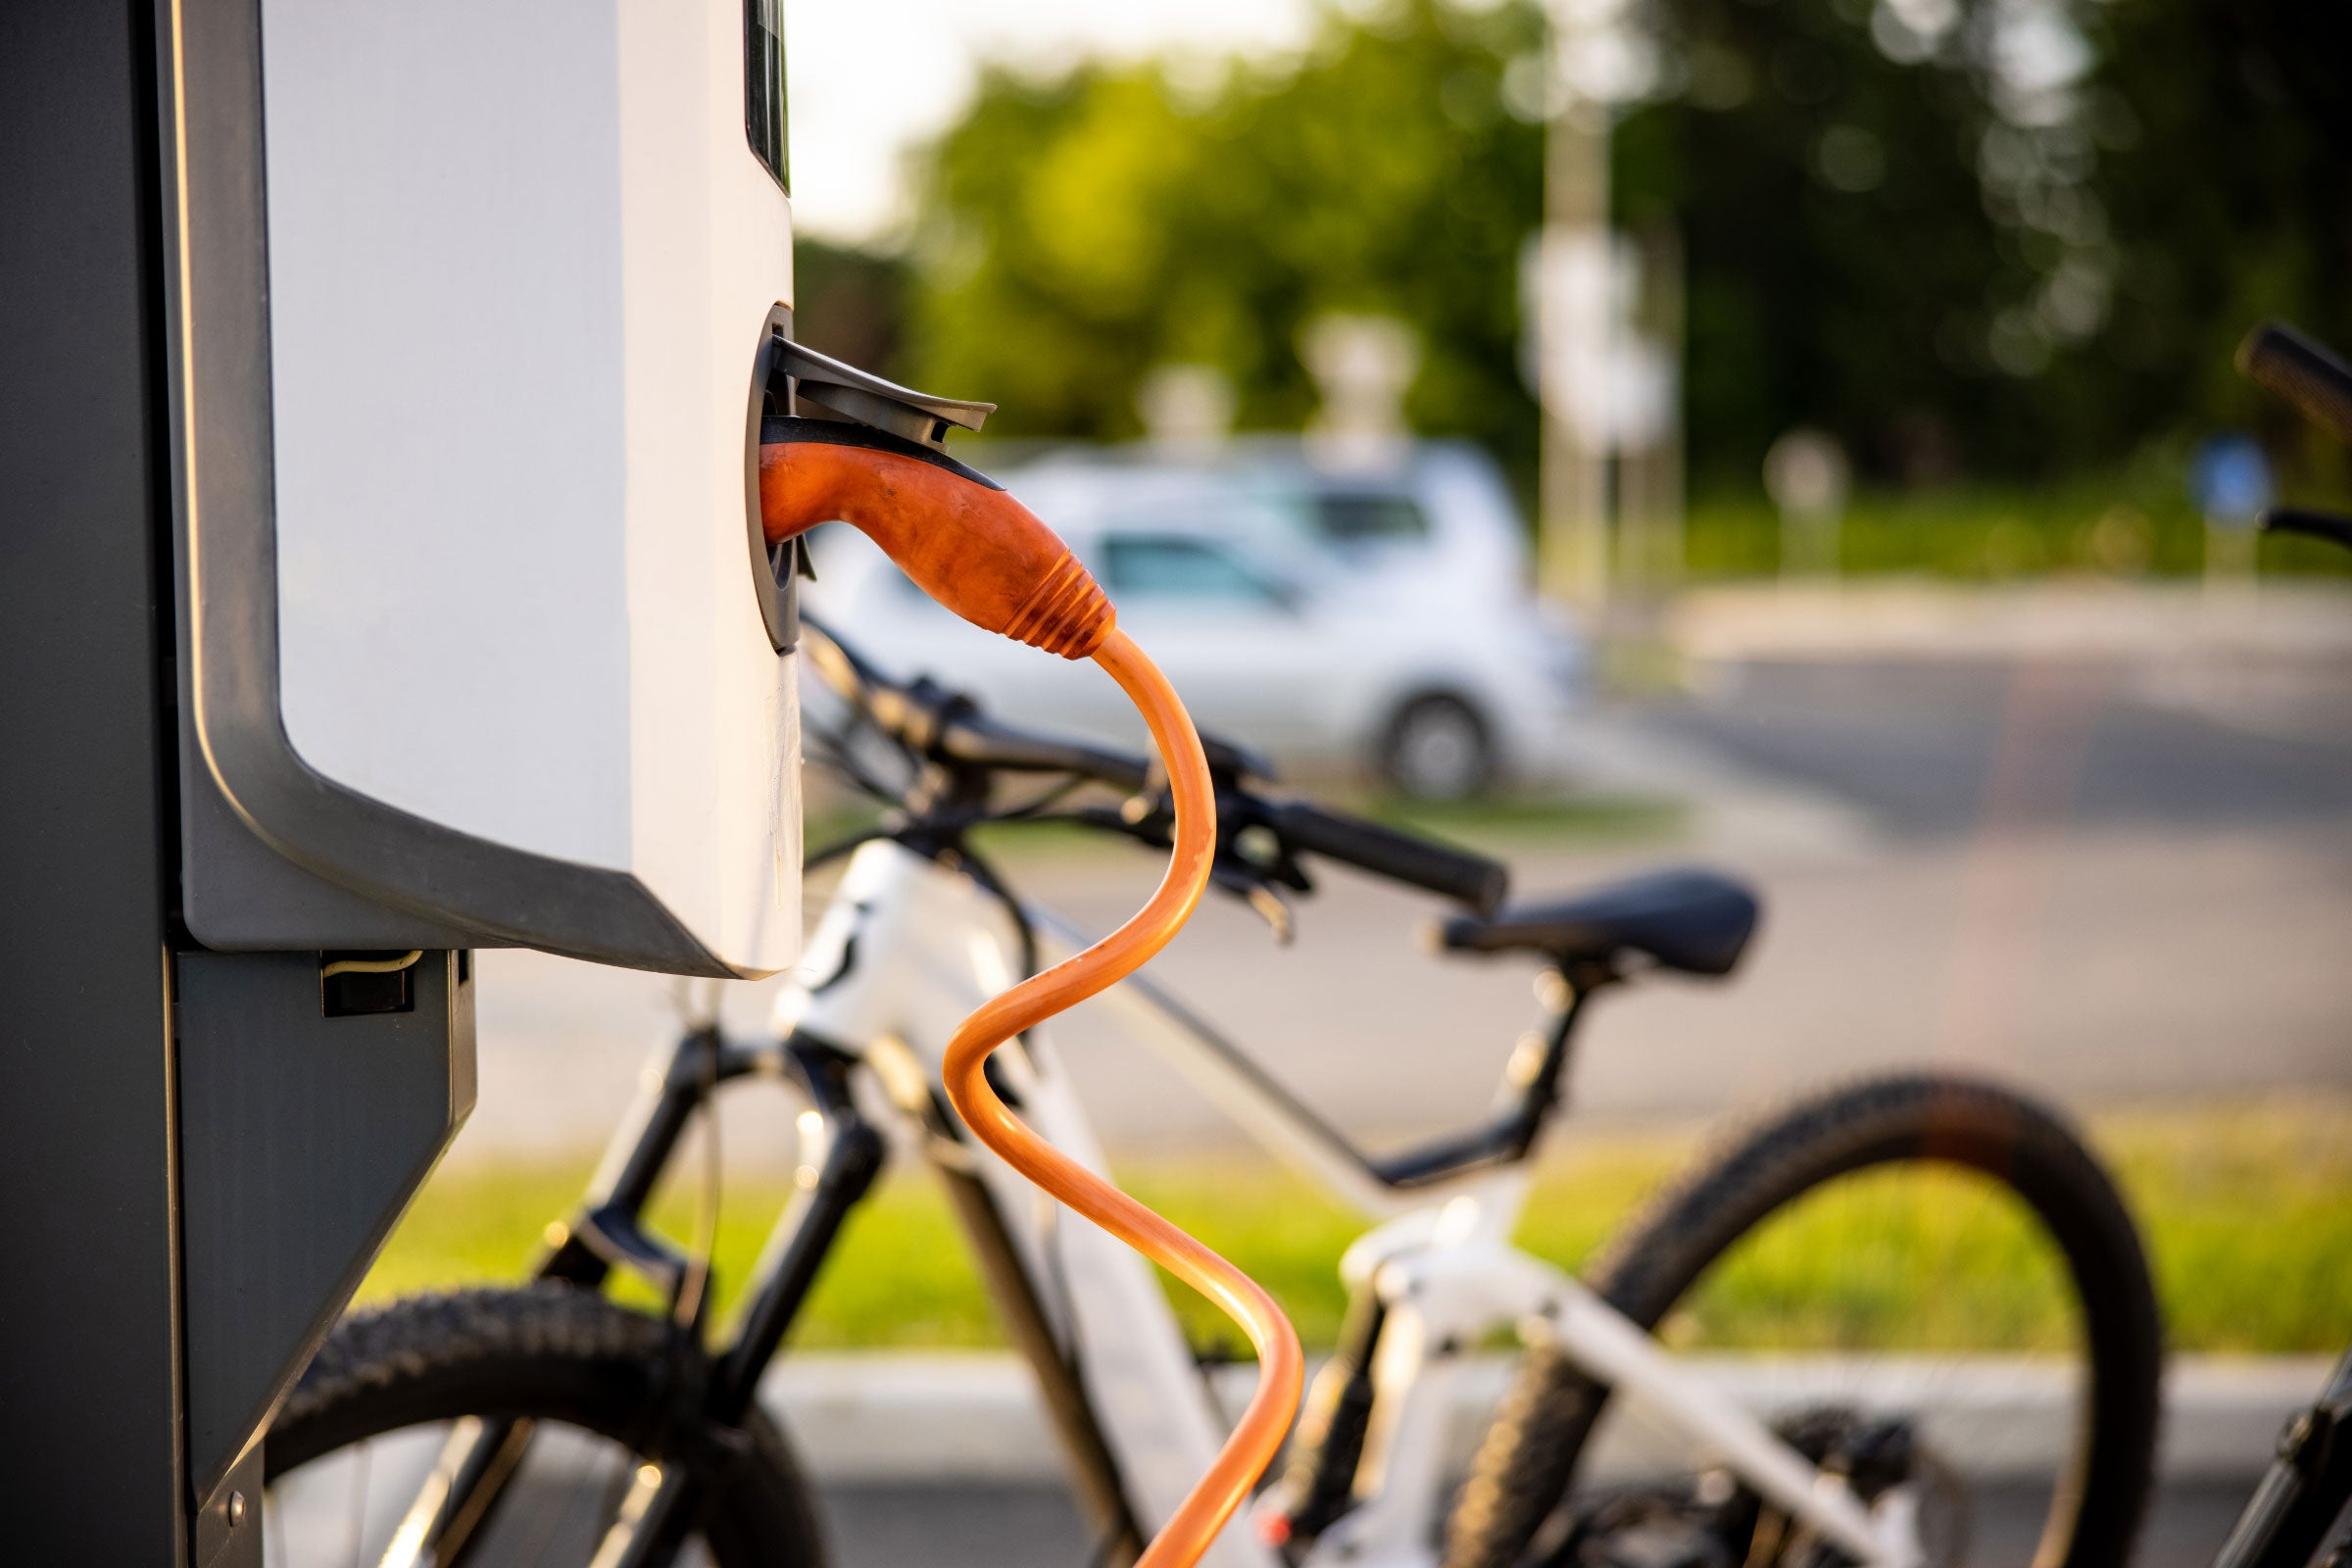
[770,840,1923,1568]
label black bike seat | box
[1434,867,1760,977]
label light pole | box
[1532,0,1672,613]
[1535,50,1613,611]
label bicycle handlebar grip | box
[760,416,1113,659]
[2263,507,2352,554]
[2238,322,2352,445]
[941,715,1154,793]
[1262,801,1508,915]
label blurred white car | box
[802,448,1584,798]
[1209,436,1540,612]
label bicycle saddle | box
[1433,866,1760,977]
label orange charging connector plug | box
[762,422,1305,1568]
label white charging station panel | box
[169,0,802,977]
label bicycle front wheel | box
[1446,1073,2163,1568]
[264,1283,827,1568]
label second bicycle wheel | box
[1446,1073,2163,1568]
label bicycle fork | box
[2213,1345,2352,1568]
[368,1030,884,1568]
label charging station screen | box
[745,0,789,191]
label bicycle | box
[262,618,2163,1568]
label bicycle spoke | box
[267,1419,707,1568]
[345,1442,369,1568]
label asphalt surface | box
[1656,654,2352,840]
[815,1478,2261,1568]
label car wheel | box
[1377,695,1495,800]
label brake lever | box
[1110,787,1312,942]
[1107,795,1173,850]
[1119,789,1313,885]
[1211,864,1296,945]
[1199,731,1278,788]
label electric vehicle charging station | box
[2,2,805,1558]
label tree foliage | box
[2076,0,2352,473]
[899,0,1545,466]
[862,0,2349,489]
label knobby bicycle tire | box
[268,1282,827,1567]
[1443,1072,2164,1568]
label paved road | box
[451,638,2352,1167]
[816,1479,2256,1568]
[1656,653,2352,840]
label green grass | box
[1348,791,1690,852]
[1652,1162,2086,1354]
[1682,472,2352,582]
[363,1099,2352,1355]
[2102,1102,2352,1354]
[809,790,1691,874]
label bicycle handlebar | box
[802,617,1508,911]
[2263,508,2352,553]
[806,616,1150,790]
[931,710,1152,792]
[1259,800,1508,915]
[2238,322,2352,445]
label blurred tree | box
[896,0,1545,472]
[793,236,908,375]
[1619,0,2019,483]
[1624,0,2343,483]
[855,0,2346,495]
[2074,0,2352,480]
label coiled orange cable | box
[939,628,1305,1568]
[760,434,1303,1563]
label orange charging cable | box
[761,424,1304,1567]
[943,626,1304,1568]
